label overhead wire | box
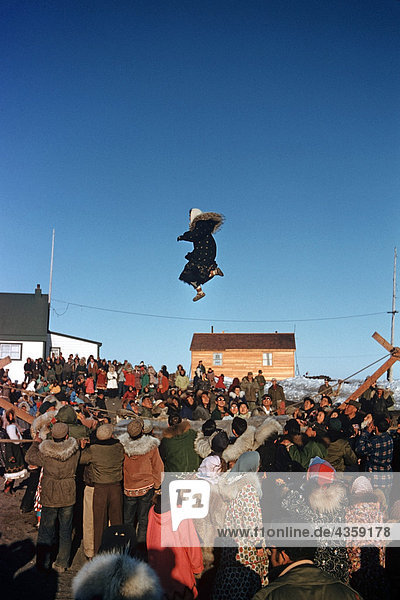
[51,298,388,324]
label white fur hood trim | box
[217,471,262,501]
[39,437,79,461]
[194,430,217,459]
[222,425,255,463]
[254,418,282,449]
[308,482,347,514]
[119,433,160,457]
[31,409,58,440]
[72,552,162,600]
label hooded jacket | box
[159,420,199,472]
[56,405,88,440]
[119,433,163,492]
[252,562,361,600]
[25,437,80,507]
[222,425,256,464]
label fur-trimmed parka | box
[222,425,256,464]
[119,433,163,492]
[72,551,162,600]
[25,436,79,507]
[194,429,218,459]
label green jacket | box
[326,438,358,472]
[56,405,89,440]
[253,563,362,600]
[159,421,200,472]
[288,440,327,470]
[80,438,124,484]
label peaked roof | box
[190,333,296,351]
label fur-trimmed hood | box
[217,471,262,501]
[254,418,282,449]
[308,482,347,514]
[119,433,160,457]
[222,425,255,463]
[72,552,162,600]
[190,211,224,233]
[194,430,218,459]
[31,409,58,440]
[39,436,79,461]
[162,420,191,439]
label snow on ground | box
[279,376,400,409]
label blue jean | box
[37,505,74,568]
[123,488,154,543]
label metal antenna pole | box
[48,228,55,305]
[388,247,397,382]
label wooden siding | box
[191,348,295,380]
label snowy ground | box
[276,376,400,409]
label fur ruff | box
[189,211,224,233]
[254,418,283,449]
[162,420,191,439]
[308,482,347,514]
[72,552,162,600]
[222,426,255,463]
[39,436,79,461]
[119,433,160,457]
[194,430,217,458]
[217,471,262,501]
[30,409,58,440]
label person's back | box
[253,562,362,600]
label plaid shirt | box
[356,431,393,488]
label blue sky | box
[1,0,399,379]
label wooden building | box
[190,332,296,380]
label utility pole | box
[48,228,55,305]
[388,247,398,382]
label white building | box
[0,285,102,383]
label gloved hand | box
[177,236,182,241]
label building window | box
[213,352,223,366]
[0,343,22,361]
[50,347,61,358]
[262,352,273,366]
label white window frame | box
[213,352,223,366]
[0,343,22,361]
[262,352,273,366]
[50,347,61,358]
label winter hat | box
[348,400,361,409]
[211,430,229,454]
[307,457,336,486]
[127,418,144,439]
[232,416,247,437]
[72,551,162,600]
[351,476,373,496]
[96,424,114,441]
[202,419,217,437]
[52,422,68,440]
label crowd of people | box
[1,353,400,600]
